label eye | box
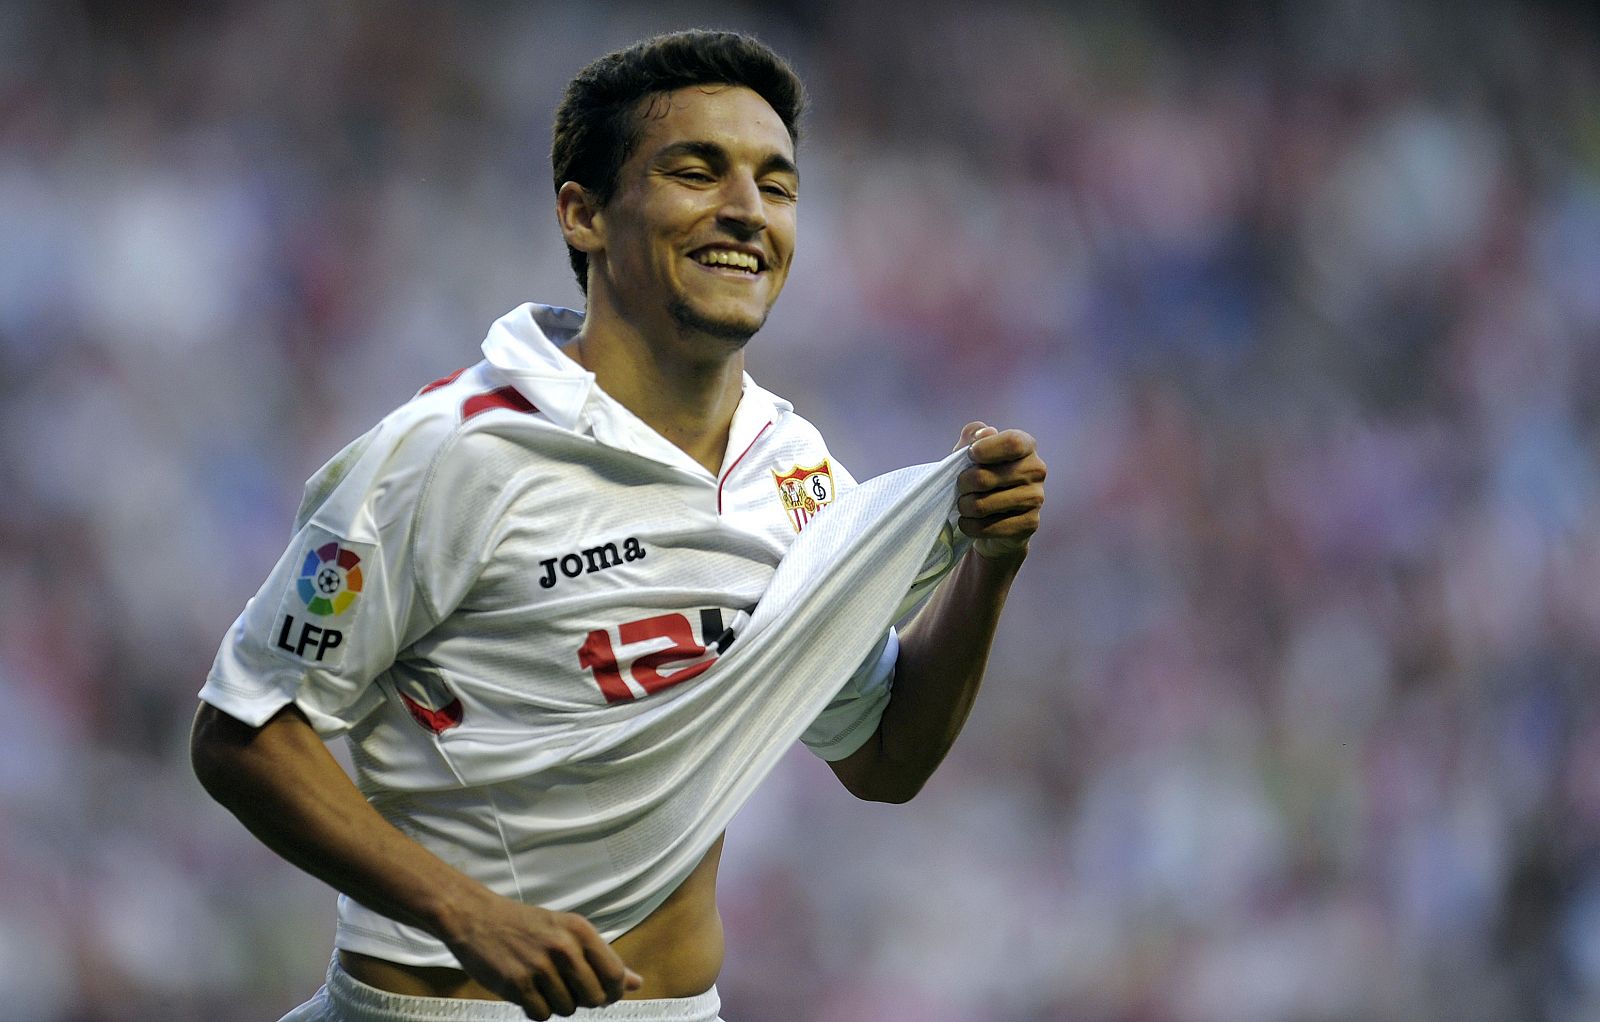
[673,169,715,183]
[761,183,797,201]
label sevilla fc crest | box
[773,460,836,532]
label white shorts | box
[278,956,723,1022]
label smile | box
[690,247,764,274]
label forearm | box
[840,545,1025,801]
[190,702,489,943]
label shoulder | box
[765,406,858,487]
[772,406,827,447]
[740,374,828,451]
[295,363,559,536]
[388,361,564,468]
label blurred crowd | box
[2,1,1599,1019]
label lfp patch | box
[271,533,375,666]
[298,542,364,616]
[773,460,836,533]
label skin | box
[555,83,799,473]
[191,83,1046,1019]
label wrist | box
[972,538,1029,564]
[418,873,499,946]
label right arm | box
[190,701,640,1019]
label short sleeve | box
[799,626,898,761]
[200,408,483,736]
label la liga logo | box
[275,539,363,663]
[297,542,364,616]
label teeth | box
[694,249,760,272]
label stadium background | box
[3,1,1600,1019]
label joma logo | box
[539,537,647,589]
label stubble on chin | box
[667,297,763,348]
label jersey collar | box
[480,303,793,474]
[480,303,594,430]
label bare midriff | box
[340,835,726,1001]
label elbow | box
[831,739,934,804]
[846,772,926,805]
[863,786,920,806]
[191,752,229,806]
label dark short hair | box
[552,29,806,294]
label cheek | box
[645,205,699,262]
[770,213,798,267]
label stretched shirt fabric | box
[201,303,969,966]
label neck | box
[565,306,746,476]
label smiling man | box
[191,30,1045,1022]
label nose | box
[716,173,767,237]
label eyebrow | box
[653,140,799,181]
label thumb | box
[955,421,998,451]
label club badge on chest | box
[772,460,835,533]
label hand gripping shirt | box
[201,303,969,966]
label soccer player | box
[191,29,1045,1022]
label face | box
[588,85,798,348]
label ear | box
[557,181,604,256]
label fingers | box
[533,971,571,1017]
[514,921,642,1018]
[953,431,1043,499]
[581,940,643,1001]
[568,915,636,1004]
[958,459,1046,496]
[462,908,636,1020]
[951,423,1046,559]
[958,505,1042,543]
[966,427,1038,466]
[550,913,634,1012]
[956,481,1045,521]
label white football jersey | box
[201,304,967,966]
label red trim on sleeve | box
[462,386,539,422]
[417,368,467,396]
[717,421,772,514]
